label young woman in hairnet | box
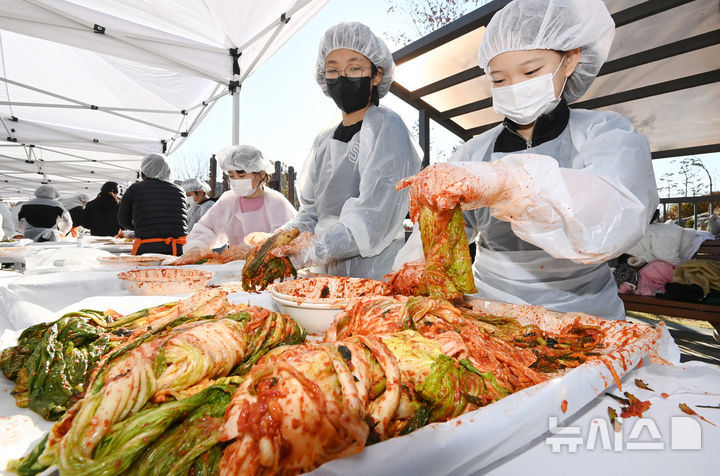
[182,178,216,231]
[59,193,89,231]
[398,0,659,320]
[118,153,189,256]
[18,185,72,241]
[173,145,297,264]
[273,22,421,280]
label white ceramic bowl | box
[118,268,213,296]
[268,277,390,335]
[268,290,345,336]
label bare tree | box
[674,158,701,197]
[690,156,713,198]
[386,0,493,46]
[171,153,210,181]
[658,172,675,198]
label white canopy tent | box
[0,0,329,200]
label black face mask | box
[326,76,372,114]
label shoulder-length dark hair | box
[96,181,119,211]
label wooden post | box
[269,160,282,192]
[678,202,683,227]
[287,166,297,207]
[208,154,217,197]
[222,172,229,192]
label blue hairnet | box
[477,0,615,103]
[182,178,211,194]
[140,153,173,182]
[35,184,59,199]
[216,145,272,173]
[315,22,395,99]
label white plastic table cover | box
[0,292,717,475]
[0,259,246,332]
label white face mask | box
[490,55,567,125]
[229,178,256,197]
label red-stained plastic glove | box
[396,162,514,221]
[270,231,315,269]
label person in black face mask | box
[325,57,379,114]
[271,22,421,280]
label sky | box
[170,0,720,196]
[171,0,415,174]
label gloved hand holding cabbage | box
[396,161,530,221]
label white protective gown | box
[0,202,16,239]
[184,188,296,251]
[285,105,421,280]
[187,199,215,231]
[18,197,72,242]
[455,109,658,320]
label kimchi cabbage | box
[385,205,476,300]
[9,305,305,476]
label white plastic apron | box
[23,225,60,242]
[314,139,402,280]
[473,243,625,320]
[464,130,625,320]
[233,206,270,244]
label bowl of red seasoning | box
[118,268,213,296]
[268,277,391,335]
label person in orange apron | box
[118,153,189,256]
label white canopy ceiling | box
[0,0,328,200]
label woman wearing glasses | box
[274,22,421,279]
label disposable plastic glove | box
[220,244,251,262]
[396,161,528,221]
[243,231,273,247]
[270,231,315,269]
[167,247,209,266]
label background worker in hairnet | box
[59,193,89,230]
[182,178,216,231]
[272,22,421,280]
[397,0,658,320]
[0,201,19,240]
[18,185,72,242]
[118,153,188,256]
[174,145,296,264]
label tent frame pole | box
[0,76,179,134]
[232,91,239,146]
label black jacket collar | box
[493,99,570,153]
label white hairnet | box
[182,178,211,194]
[315,22,395,99]
[140,153,174,182]
[76,193,90,203]
[217,145,272,173]
[477,0,615,103]
[35,184,59,199]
